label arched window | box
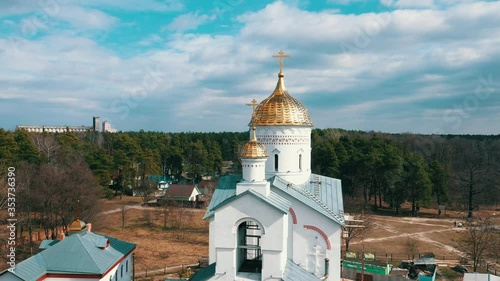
[299,154,302,171]
[237,220,263,273]
[121,265,123,277]
[126,260,129,272]
[274,154,279,171]
[115,272,117,281]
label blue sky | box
[1,0,499,134]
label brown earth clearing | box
[0,197,498,280]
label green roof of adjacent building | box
[0,230,136,281]
[189,263,216,281]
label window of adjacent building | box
[274,154,279,171]
[299,154,302,171]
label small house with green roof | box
[0,221,136,281]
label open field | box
[92,197,209,272]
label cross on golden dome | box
[246,99,259,129]
[272,50,290,73]
[246,99,258,116]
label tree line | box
[312,129,500,216]
[1,128,499,230]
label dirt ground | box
[348,204,500,263]
[0,197,498,279]
[92,197,209,272]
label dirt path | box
[99,205,156,215]
[363,215,466,256]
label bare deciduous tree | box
[344,213,374,253]
[31,134,59,164]
[16,154,100,240]
[161,204,169,228]
[143,209,152,226]
[120,203,127,229]
[457,217,499,272]
[405,236,419,258]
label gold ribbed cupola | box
[239,126,269,159]
[250,50,313,127]
[68,200,86,233]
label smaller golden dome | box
[240,127,268,159]
[68,219,86,233]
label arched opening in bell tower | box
[236,219,263,273]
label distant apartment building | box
[102,121,117,133]
[16,125,91,133]
[17,117,118,133]
[93,116,100,132]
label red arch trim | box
[289,207,297,224]
[303,225,332,250]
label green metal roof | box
[39,240,59,250]
[2,230,136,281]
[271,175,345,226]
[203,175,241,219]
[189,263,216,281]
[204,174,345,226]
[208,189,291,215]
[283,259,321,281]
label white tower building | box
[195,51,345,281]
[250,52,314,185]
[237,126,270,197]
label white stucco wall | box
[276,189,343,281]
[241,158,267,183]
[208,216,216,264]
[211,194,288,281]
[189,188,200,201]
[256,126,312,185]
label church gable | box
[203,174,241,219]
[210,189,291,216]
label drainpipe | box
[321,258,330,280]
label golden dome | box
[240,127,268,159]
[68,219,86,233]
[250,72,313,127]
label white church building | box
[190,51,345,281]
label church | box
[190,51,345,281]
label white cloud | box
[55,6,118,30]
[395,0,435,8]
[3,19,15,26]
[137,34,165,46]
[163,12,215,32]
[380,0,395,6]
[1,1,500,133]
[326,0,365,5]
